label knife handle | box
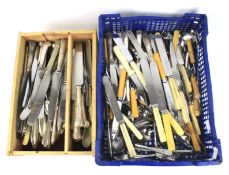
[189,104,201,135]
[73,127,82,141]
[130,61,146,87]
[169,113,184,136]
[162,113,175,151]
[113,46,134,76]
[179,65,192,94]
[168,77,181,110]
[153,52,166,80]
[152,107,166,143]
[173,30,180,52]
[119,122,136,158]
[22,126,31,145]
[186,39,195,64]
[123,116,143,140]
[57,39,67,71]
[117,68,127,98]
[193,98,201,117]
[47,40,61,71]
[130,88,139,118]
[81,93,90,128]
[186,122,201,152]
[190,75,200,99]
[74,86,84,127]
[179,91,190,123]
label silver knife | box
[103,76,140,158]
[72,42,84,136]
[27,40,61,126]
[58,55,67,122]
[48,39,67,121]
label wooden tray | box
[7,30,97,156]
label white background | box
[0,0,228,174]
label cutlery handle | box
[152,107,166,143]
[117,68,127,98]
[130,88,139,118]
[179,91,190,123]
[22,126,31,145]
[57,39,67,71]
[189,104,201,135]
[169,113,184,136]
[81,93,90,128]
[162,113,175,151]
[130,61,146,87]
[73,127,82,141]
[190,75,200,99]
[113,46,134,76]
[173,30,180,51]
[187,39,195,64]
[193,98,201,116]
[119,122,136,158]
[103,38,109,64]
[186,122,201,152]
[74,86,84,127]
[27,41,37,71]
[47,40,61,71]
[179,65,192,94]
[123,116,143,140]
[154,52,166,80]
[168,77,181,110]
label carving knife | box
[103,76,143,158]
[155,33,182,111]
[20,42,51,120]
[27,40,61,125]
[48,39,67,121]
[113,37,146,88]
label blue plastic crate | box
[96,13,222,166]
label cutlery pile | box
[103,30,203,160]
[17,39,67,149]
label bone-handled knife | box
[155,32,182,111]
[126,31,166,143]
[179,91,201,151]
[72,42,84,128]
[113,37,146,88]
[144,34,176,111]
[174,44,192,94]
[27,40,61,126]
[103,76,143,158]
[48,39,67,121]
[113,46,144,91]
[186,38,195,64]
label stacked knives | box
[71,41,92,149]
[103,30,203,160]
[17,39,67,149]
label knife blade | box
[27,40,61,126]
[72,42,84,130]
[113,37,146,87]
[103,76,137,158]
[126,31,166,143]
[107,33,118,93]
[59,56,67,122]
[48,39,67,121]
[155,33,182,111]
